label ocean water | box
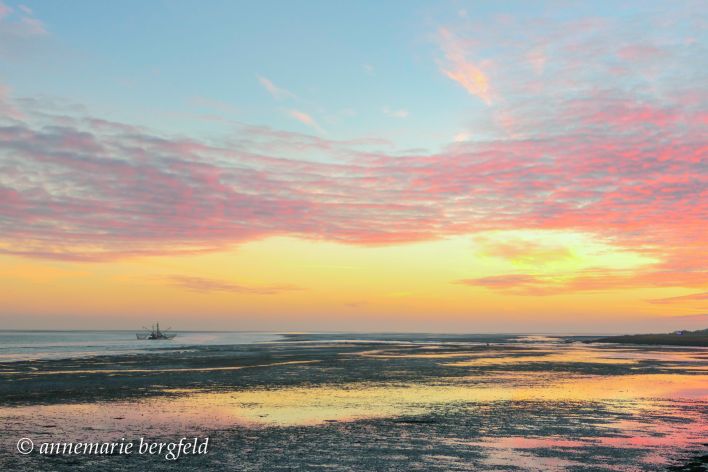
[0,332,607,363]
[0,330,281,362]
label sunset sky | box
[0,1,705,332]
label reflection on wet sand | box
[356,344,707,368]
[446,345,706,367]
[143,373,706,426]
[1,372,703,429]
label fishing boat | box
[136,322,176,340]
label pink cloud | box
[382,106,409,119]
[526,46,547,75]
[0,6,47,37]
[617,44,665,61]
[0,94,705,299]
[287,109,325,133]
[258,76,296,100]
[19,16,45,35]
[0,83,24,120]
[0,2,11,20]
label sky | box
[0,0,706,332]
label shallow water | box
[0,330,281,361]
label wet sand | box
[587,332,708,347]
[0,334,706,471]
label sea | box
[0,330,282,362]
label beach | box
[0,333,706,471]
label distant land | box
[585,328,708,347]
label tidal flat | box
[0,334,706,471]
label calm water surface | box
[0,330,281,361]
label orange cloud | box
[475,238,574,265]
[455,264,707,297]
[648,292,708,305]
[164,275,303,295]
[438,28,492,105]
[456,274,541,289]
